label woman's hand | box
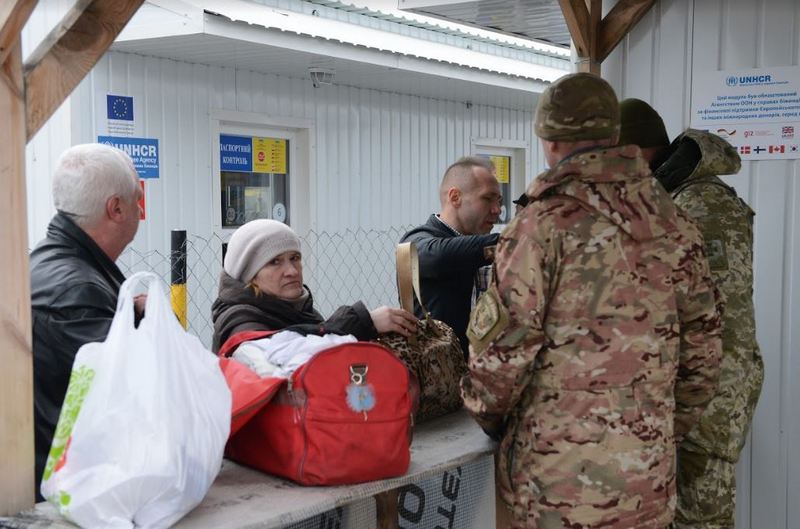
[370,306,418,337]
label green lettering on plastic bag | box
[42,365,96,486]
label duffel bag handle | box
[396,242,428,346]
[396,242,426,313]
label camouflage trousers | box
[673,448,737,529]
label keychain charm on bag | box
[346,364,375,421]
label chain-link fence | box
[117,226,415,348]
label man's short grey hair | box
[52,143,139,228]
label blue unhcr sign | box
[98,136,160,179]
[220,134,253,172]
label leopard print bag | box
[378,243,466,423]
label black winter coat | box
[211,272,378,353]
[30,213,128,493]
[401,214,498,353]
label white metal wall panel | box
[605,1,800,528]
[56,49,531,241]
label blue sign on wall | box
[98,135,160,178]
[220,134,252,172]
[107,95,134,121]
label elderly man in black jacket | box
[30,143,143,497]
[401,156,501,354]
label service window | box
[219,134,290,228]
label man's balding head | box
[439,156,495,206]
[438,156,501,235]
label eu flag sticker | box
[107,95,133,121]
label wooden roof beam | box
[598,0,657,62]
[558,0,657,75]
[558,0,591,58]
[0,0,37,67]
[24,0,144,141]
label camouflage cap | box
[535,73,620,141]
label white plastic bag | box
[41,272,231,528]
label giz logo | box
[744,131,754,138]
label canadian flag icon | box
[770,145,786,154]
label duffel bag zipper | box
[305,415,409,424]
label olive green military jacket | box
[655,129,764,462]
[461,145,722,529]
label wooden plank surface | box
[598,0,656,62]
[0,0,37,67]
[557,0,590,57]
[584,0,602,75]
[0,38,35,518]
[375,490,399,529]
[0,410,495,528]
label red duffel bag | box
[219,330,414,486]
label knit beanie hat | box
[224,219,301,282]
[618,98,670,148]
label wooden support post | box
[375,489,399,529]
[0,0,144,516]
[560,0,601,74]
[558,0,590,59]
[0,37,35,517]
[582,0,602,75]
[559,0,656,75]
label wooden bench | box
[0,410,495,529]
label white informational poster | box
[691,66,800,160]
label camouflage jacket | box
[655,129,763,461]
[461,145,722,529]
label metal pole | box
[170,230,187,329]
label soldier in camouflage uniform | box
[620,98,764,529]
[461,73,723,529]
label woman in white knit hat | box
[211,219,417,353]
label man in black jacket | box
[401,156,501,354]
[30,143,143,497]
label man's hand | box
[133,294,147,317]
[370,306,418,337]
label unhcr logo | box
[726,74,775,86]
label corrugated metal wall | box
[30,50,535,243]
[604,1,800,528]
